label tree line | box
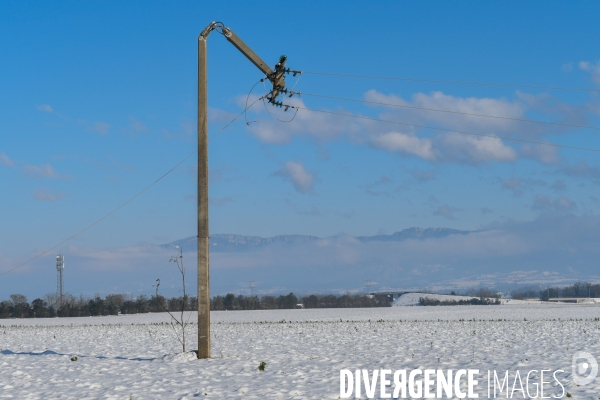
[0,293,197,319]
[0,292,391,319]
[419,297,501,306]
[210,293,391,310]
[512,282,600,300]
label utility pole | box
[56,255,64,307]
[196,21,299,359]
[197,32,210,360]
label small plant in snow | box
[258,361,266,371]
[155,246,193,353]
[70,356,77,361]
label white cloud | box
[439,133,517,163]
[516,91,589,132]
[0,152,15,167]
[500,178,524,197]
[36,104,53,113]
[241,89,589,166]
[127,116,148,135]
[88,121,111,135]
[409,168,436,182]
[371,132,435,160]
[520,144,560,165]
[499,177,547,197]
[432,205,461,220]
[24,163,65,179]
[33,188,65,202]
[108,156,135,173]
[365,90,525,133]
[245,97,361,144]
[579,60,600,86]
[550,180,567,191]
[275,161,315,193]
[370,131,516,164]
[362,175,394,197]
[561,161,600,185]
[532,195,576,213]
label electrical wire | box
[261,96,299,123]
[303,92,600,131]
[260,79,299,123]
[243,78,266,126]
[211,96,262,141]
[295,106,600,154]
[0,153,195,279]
[302,71,600,93]
[0,100,261,279]
[290,73,302,91]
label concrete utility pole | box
[196,21,299,359]
[197,31,210,360]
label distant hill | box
[356,227,470,243]
[161,227,472,252]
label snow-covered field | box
[1,303,599,399]
[393,293,496,306]
[395,292,600,306]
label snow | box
[1,304,599,398]
[393,292,600,306]
[393,292,487,306]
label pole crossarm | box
[200,21,301,105]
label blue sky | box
[2,1,600,297]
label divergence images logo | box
[572,351,598,386]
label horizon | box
[2,2,600,299]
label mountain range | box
[162,227,472,252]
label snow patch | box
[394,292,483,306]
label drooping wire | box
[257,79,299,123]
[295,106,600,154]
[302,92,600,131]
[301,71,600,93]
[290,72,302,91]
[244,78,266,126]
[0,99,262,279]
[211,96,262,141]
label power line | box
[0,99,261,279]
[303,93,600,131]
[295,106,600,154]
[302,71,600,93]
[210,97,262,141]
[0,152,195,278]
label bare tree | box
[10,294,29,318]
[43,293,59,310]
[155,246,192,353]
[105,294,125,314]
